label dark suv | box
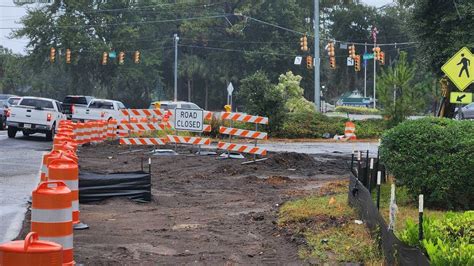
[61,95,94,119]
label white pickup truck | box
[6,97,66,140]
[71,99,126,122]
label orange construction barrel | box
[31,181,74,265]
[47,158,87,230]
[0,232,63,266]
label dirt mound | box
[268,152,318,169]
[264,176,292,185]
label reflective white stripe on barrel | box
[40,235,74,249]
[62,180,78,191]
[72,200,79,211]
[32,208,72,223]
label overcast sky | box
[0,0,394,54]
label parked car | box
[148,101,202,110]
[455,102,474,120]
[72,98,127,122]
[61,95,95,120]
[0,100,7,130]
[6,96,66,140]
[0,97,22,130]
[0,94,17,101]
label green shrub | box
[278,112,346,138]
[399,211,474,266]
[355,119,387,139]
[380,118,474,209]
[277,112,386,139]
[335,106,380,115]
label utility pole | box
[364,42,367,97]
[371,27,378,109]
[314,0,321,112]
[173,33,179,102]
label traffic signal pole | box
[174,34,179,102]
[314,0,321,112]
[364,43,367,97]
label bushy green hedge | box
[399,211,474,266]
[380,118,474,209]
[335,106,380,115]
[278,112,345,138]
[276,113,385,139]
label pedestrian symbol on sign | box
[441,47,474,91]
[457,54,470,78]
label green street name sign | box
[363,53,374,60]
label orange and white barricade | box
[31,181,74,265]
[344,121,357,140]
[118,122,168,132]
[217,142,267,156]
[221,112,268,124]
[167,135,210,145]
[218,111,269,161]
[107,119,118,139]
[334,121,357,141]
[0,232,63,266]
[119,137,168,146]
[121,109,163,119]
[219,126,267,140]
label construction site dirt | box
[22,142,351,265]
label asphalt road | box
[0,131,51,244]
[259,141,379,156]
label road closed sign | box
[174,108,204,132]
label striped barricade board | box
[118,123,168,132]
[120,109,163,118]
[119,138,168,146]
[220,112,268,125]
[167,135,211,145]
[217,142,267,156]
[219,126,267,140]
[204,111,213,121]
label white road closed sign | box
[174,108,204,132]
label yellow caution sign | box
[441,47,474,91]
[450,92,473,104]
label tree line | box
[0,0,472,114]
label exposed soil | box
[66,143,349,265]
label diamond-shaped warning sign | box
[441,47,474,91]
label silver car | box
[456,102,474,120]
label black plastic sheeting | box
[79,171,151,203]
[348,174,430,265]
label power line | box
[82,2,225,13]
[0,14,228,30]
[179,44,299,57]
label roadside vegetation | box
[334,106,380,115]
[378,117,474,264]
[278,181,383,264]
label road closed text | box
[174,108,204,132]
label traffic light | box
[329,56,336,69]
[373,46,381,60]
[49,47,56,63]
[118,51,125,65]
[134,51,140,64]
[300,35,308,52]
[348,44,356,59]
[101,52,108,65]
[306,56,313,69]
[355,55,361,71]
[379,51,385,65]
[327,42,335,57]
[66,49,71,64]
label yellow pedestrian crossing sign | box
[450,92,472,104]
[441,47,474,91]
